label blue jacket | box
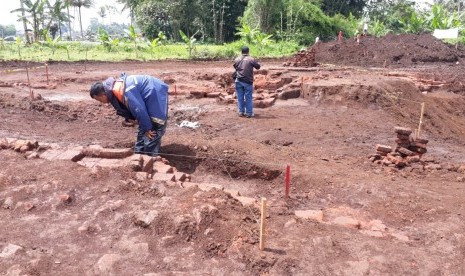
[104,73,169,132]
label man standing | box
[233,46,261,118]
[90,73,169,156]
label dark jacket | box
[234,54,261,84]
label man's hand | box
[122,119,137,127]
[145,130,156,139]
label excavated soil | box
[1,34,465,275]
[312,33,465,67]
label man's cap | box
[241,46,249,53]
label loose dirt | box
[1,34,465,275]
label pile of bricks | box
[283,47,317,67]
[370,127,429,168]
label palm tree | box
[72,0,93,39]
[49,0,72,38]
[117,0,138,26]
[63,0,73,40]
[97,6,107,25]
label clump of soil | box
[312,33,464,67]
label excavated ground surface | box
[1,37,465,275]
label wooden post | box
[285,164,291,199]
[416,102,425,139]
[25,62,33,99]
[259,197,267,251]
[45,63,49,85]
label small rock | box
[204,228,214,235]
[0,244,23,258]
[59,194,73,204]
[134,210,159,228]
[26,152,39,159]
[457,176,464,182]
[201,146,208,151]
[3,197,13,209]
[94,254,122,274]
[331,216,361,229]
[24,202,35,211]
[295,210,324,222]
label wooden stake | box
[25,62,33,99]
[45,62,49,85]
[259,197,267,251]
[416,102,425,139]
[285,164,290,199]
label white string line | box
[135,151,286,168]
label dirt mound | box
[312,33,464,67]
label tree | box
[97,6,107,25]
[0,25,17,37]
[11,0,47,42]
[72,0,93,39]
[243,0,284,33]
[48,0,71,38]
[117,0,141,26]
[321,0,367,17]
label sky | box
[0,0,130,31]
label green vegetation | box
[4,0,465,62]
[0,40,300,62]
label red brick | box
[154,162,175,173]
[152,173,175,182]
[375,144,392,153]
[394,127,412,135]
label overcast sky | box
[1,0,130,30]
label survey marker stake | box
[285,164,291,199]
[259,197,267,251]
[45,63,49,85]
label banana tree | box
[11,0,47,42]
[179,30,198,58]
[125,25,138,57]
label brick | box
[59,194,73,203]
[234,196,257,206]
[224,189,241,196]
[19,145,30,153]
[82,146,132,159]
[134,210,159,228]
[254,98,276,108]
[331,216,361,229]
[406,155,420,163]
[295,210,324,222]
[39,149,63,160]
[142,157,155,173]
[174,172,187,182]
[376,151,388,156]
[95,158,123,168]
[190,91,206,98]
[152,173,175,183]
[396,147,415,157]
[458,165,465,173]
[396,133,412,141]
[0,138,9,149]
[375,144,392,153]
[135,172,150,181]
[425,164,442,170]
[278,89,301,100]
[58,148,85,162]
[415,138,429,144]
[394,127,412,135]
[13,140,31,151]
[197,183,223,192]
[153,162,175,174]
[206,92,221,98]
[77,157,101,168]
[24,202,35,211]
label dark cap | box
[241,46,249,54]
